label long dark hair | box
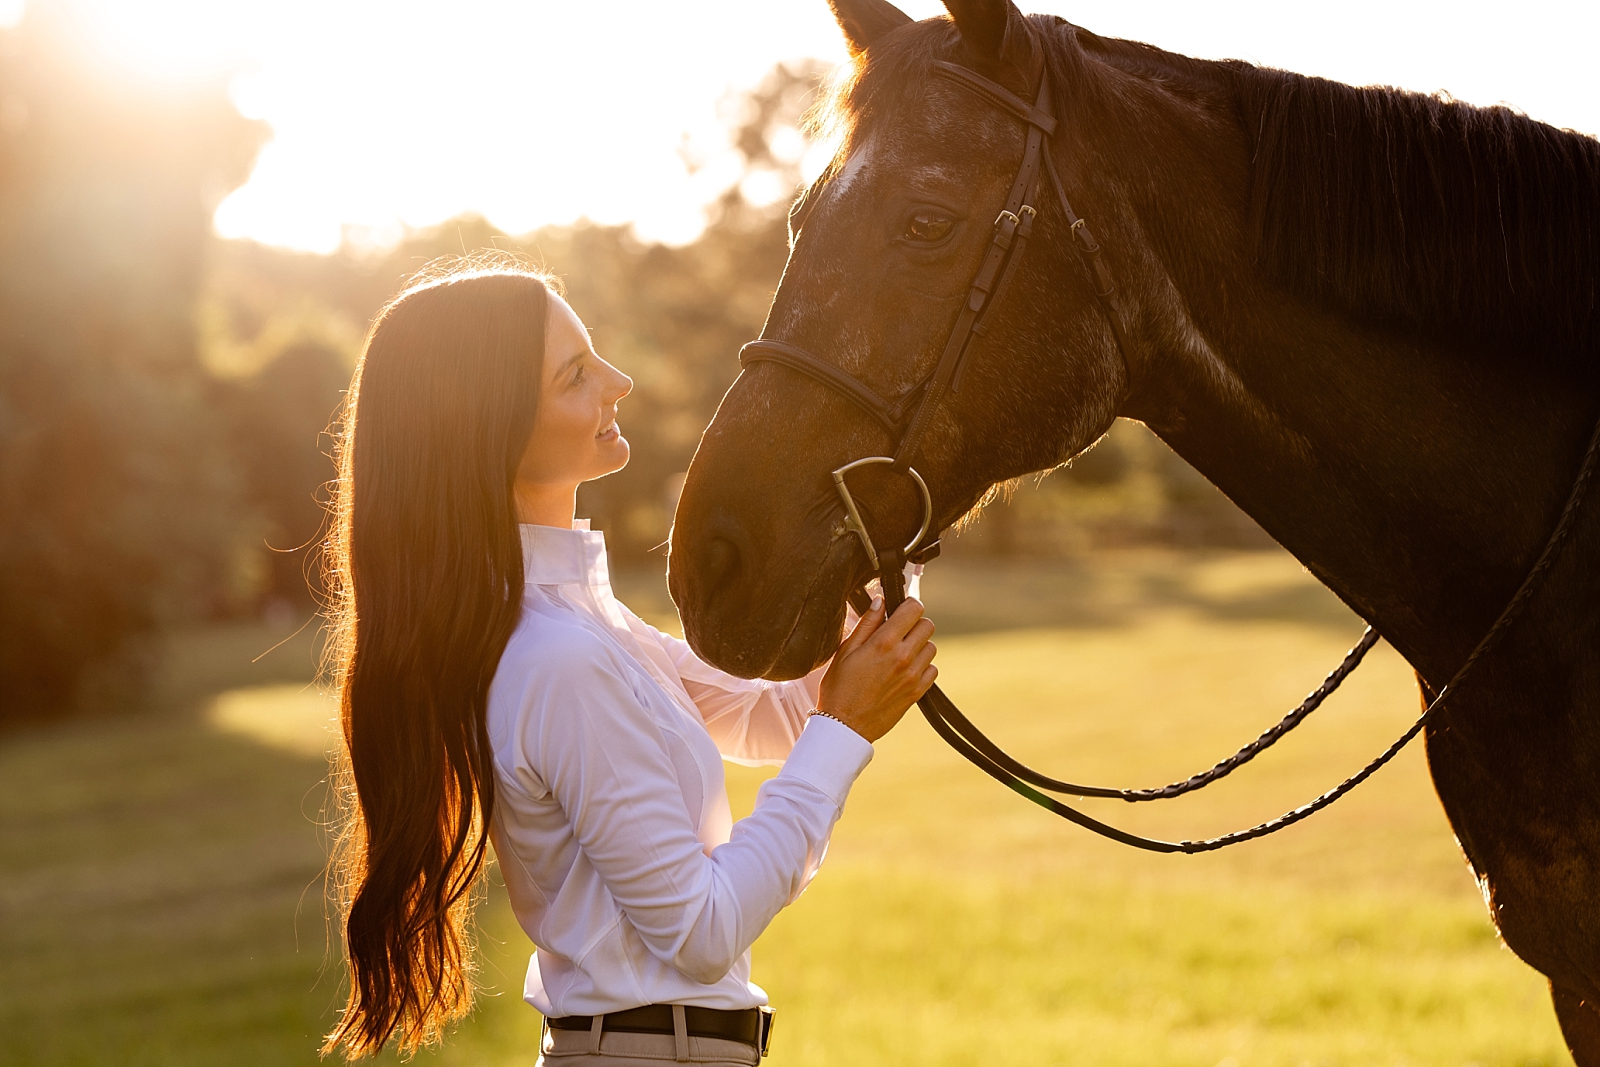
[322,264,553,1058]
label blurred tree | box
[0,4,265,722]
[570,61,830,557]
[952,420,1275,556]
[202,61,831,565]
[211,340,350,612]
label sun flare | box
[14,0,1597,253]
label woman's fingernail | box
[870,596,884,612]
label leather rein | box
[736,55,1600,852]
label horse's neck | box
[1127,291,1594,685]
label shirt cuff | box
[777,714,875,807]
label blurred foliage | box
[209,341,351,610]
[955,421,1276,558]
[0,4,265,723]
[0,34,1264,723]
[197,62,825,569]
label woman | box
[322,264,937,1063]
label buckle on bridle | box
[993,205,1037,255]
[830,456,934,572]
[1070,216,1101,254]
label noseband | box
[734,53,1600,852]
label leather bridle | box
[742,57,1126,579]
[733,50,1600,852]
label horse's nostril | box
[702,536,740,594]
[677,511,753,615]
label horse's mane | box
[825,18,1600,368]
[1227,61,1600,364]
[1078,30,1600,365]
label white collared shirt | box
[486,521,876,1018]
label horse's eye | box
[904,212,953,243]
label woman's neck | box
[514,480,579,528]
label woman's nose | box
[610,365,633,402]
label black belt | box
[547,1004,774,1055]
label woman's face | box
[517,291,633,491]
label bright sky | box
[6,0,1595,253]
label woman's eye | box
[904,212,953,243]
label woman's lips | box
[596,420,620,441]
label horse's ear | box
[827,0,913,59]
[942,0,1038,89]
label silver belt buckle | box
[757,1005,775,1057]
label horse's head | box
[671,0,1146,678]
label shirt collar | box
[520,519,610,589]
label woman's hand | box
[816,597,938,743]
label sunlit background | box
[2,0,1594,250]
[1,1,1591,1064]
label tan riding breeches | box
[536,1023,760,1066]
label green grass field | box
[0,550,1569,1065]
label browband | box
[930,60,1058,134]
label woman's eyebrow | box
[553,350,585,378]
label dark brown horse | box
[667,0,1600,1057]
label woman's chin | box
[588,438,630,480]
